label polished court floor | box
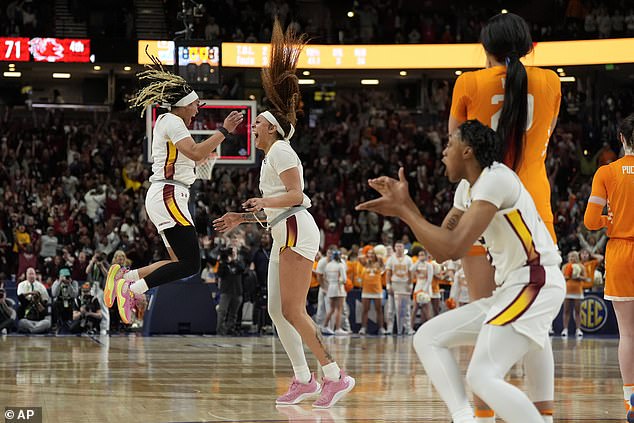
[0,334,625,422]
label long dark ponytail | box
[480,13,533,170]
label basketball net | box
[195,153,218,180]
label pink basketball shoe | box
[115,279,138,325]
[312,371,355,408]
[276,373,321,405]
[105,264,128,307]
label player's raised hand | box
[355,167,415,218]
[223,111,244,133]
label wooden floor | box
[0,334,625,422]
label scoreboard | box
[176,44,220,85]
[0,37,90,63]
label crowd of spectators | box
[0,67,629,334]
[170,0,634,45]
[3,1,633,45]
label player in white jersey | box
[321,250,348,335]
[357,120,565,423]
[385,242,414,335]
[213,19,354,408]
[103,53,243,325]
[411,249,434,328]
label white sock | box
[451,407,476,423]
[125,269,139,281]
[130,279,149,294]
[542,415,553,423]
[293,365,311,384]
[322,362,341,381]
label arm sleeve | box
[51,281,60,297]
[584,166,609,230]
[164,114,192,144]
[563,263,572,278]
[268,143,298,175]
[449,73,470,121]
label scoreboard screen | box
[146,100,256,165]
[29,38,91,63]
[176,43,220,85]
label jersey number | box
[490,94,534,132]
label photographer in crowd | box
[70,282,102,334]
[215,246,244,336]
[0,282,17,334]
[17,268,51,334]
[51,268,79,332]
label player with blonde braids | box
[103,50,243,325]
[213,18,355,408]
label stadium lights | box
[3,71,21,78]
[302,70,310,76]
[501,9,508,14]
[560,76,575,82]
[123,66,132,71]
[93,65,102,71]
[347,11,354,18]
[52,73,71,79]
[399,70,407,76]
[248,94,256,100]
[298,79,315,85]
[455,70,463,75]
[361,79,379,85]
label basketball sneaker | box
[115,279,139,325]
[312,370,355,408]
[276,373,321,405]
[105,264,127,307]
[627,393,634,423]
[560,328,568,337]
[358,327,366,335]
[575,328,583,338]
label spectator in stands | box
[17,244,37,281]
[39,226,58,264]
[17,268,51,334]
[215,246,244,336]
[51,268,79,332]
[70,282,102,334]
[0,282,16,334]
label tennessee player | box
[447,12,561,422]
[584,114,634,422]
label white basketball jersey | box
[149,113,196,186]
[454,163,561,286]
[259,140,311,222]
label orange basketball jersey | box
[450,66,561,235]
[585,155,634,240]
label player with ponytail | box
[213,18,355,408]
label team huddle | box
[115,11,634,423]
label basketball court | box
[0,335,624,422]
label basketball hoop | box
[195,153,218,180]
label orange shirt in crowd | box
[360,264,384,295]
[563,262,584,296]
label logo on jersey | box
[580,295,608,332]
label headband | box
[261,110,295,141]
[173,90,199,107]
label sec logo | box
[580,295,608,332]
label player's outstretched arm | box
[356,167,497,263]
